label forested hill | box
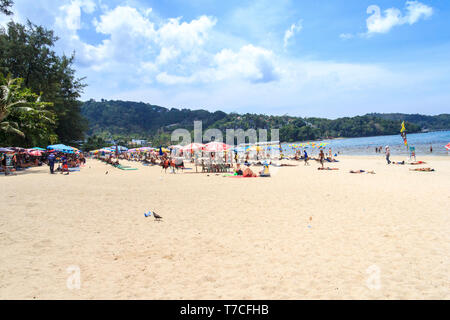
[81,99,449,145]
[367,113,450,131]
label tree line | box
[0,0,87,148]
[81,99,447,148]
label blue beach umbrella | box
[47,144,75,153]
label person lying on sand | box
[243,166,257,177]
[318,167,339,170]
[234,164,243,176]
[408,161,426,165]
[349,170,375,174]
[409,168,435,172]
[392,161,405,165]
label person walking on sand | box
[319,149,325,168]
[304,149,309,165]
[48,152,56,174]
[385,145,391,164]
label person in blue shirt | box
[48,153,56,174]
[303,149,309,165]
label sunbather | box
[409,168,435,172]
[259,164,270,177]
[409,161,426,165]
[243,166,257,177]
[349,170,375,174]
[234,164,243,176]
[318,167,339,170]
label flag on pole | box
[400,121,408,147]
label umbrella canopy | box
[138,147,154,151]
[203,141,232,152]
[109,145,128,152]
[32,147,46,151]
[181,143,205,152]
[0,147,14,152]
[445,143,450,151]
[47,144,74,152]
[233,146,247,152]
[248,145,263,152]
[28,149,43,156]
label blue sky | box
[1,0,449,118]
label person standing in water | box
[385,145,391,164]
[430,145,433,153]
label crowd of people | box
[1,148,86,176]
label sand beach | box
[0,155,449,299]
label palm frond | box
[0,121,25,137]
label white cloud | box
[212,45,279,83]
[339,33,354,40]
[283,20,302,48]
[93,6,155,38]
[155,44,280,85]
[155,15,216,65]
[366,1,433,35]
[55,0,96,32]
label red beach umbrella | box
[182,143,205,152]
[203,142,232,152]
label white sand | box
[0,155,449,299]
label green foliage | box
[368,113,450,131]
[82,135,106,151]
[0,74,57,147]
[0,0,13,16]
[0,21,87,145]
[82,100,445,144]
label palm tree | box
[0,74,53,137]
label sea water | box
[281,130,450,156]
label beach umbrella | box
[32,147,46,151]
[233,146,247,152]
[203,141,232,152]
[47,144,74,152]
[28,150,43,156]
[248,145,263,152]
[181,143,205,152]
[0,147,13,152]
[110,145,128,152]
[445,143,450,151]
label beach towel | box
[116,165,138,170]
[228,175,258,178]
[409,161,426,165]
